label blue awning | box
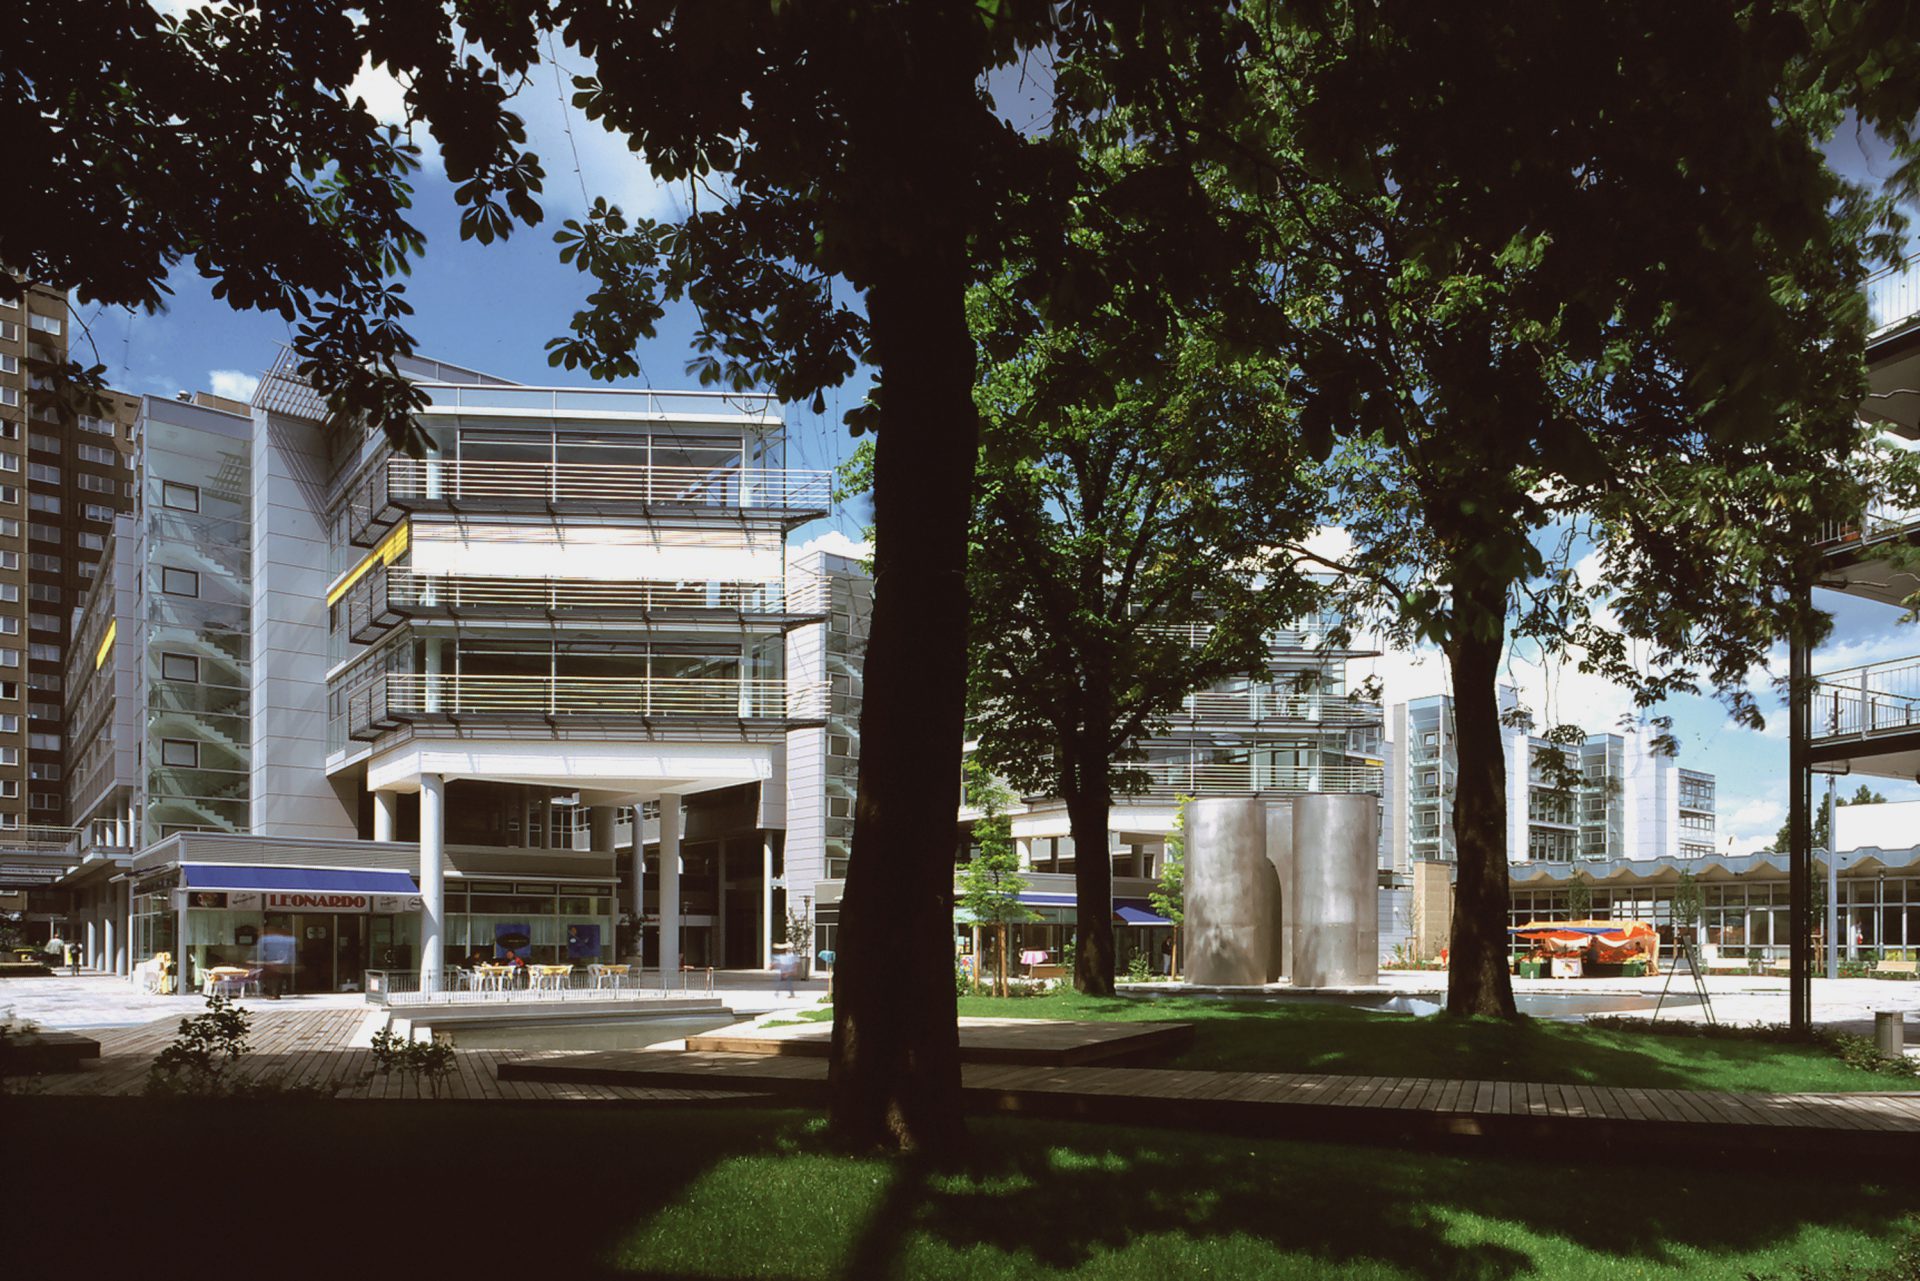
[181,865,418,894]
[1115,905,1173,926]
[1015,892,1078,906]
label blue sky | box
[82,28,1920,852]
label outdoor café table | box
[529,965,572,992]
[472,965,513,992]
[203,966,254,998]
[588,963,629,989]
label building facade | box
[1388,693,1717,866]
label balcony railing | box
[1141,615,1367,654]
[1812,655,1920,744]
[387,458,832,510]
[413,383,782,423]
[379,673,828,721]
[1125,760,1383,798]
[383,568,830,618]
[1868,255,1920,339]
[1817,501,1920,553]
[1174,690,1382,726]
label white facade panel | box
[408,522,784,582]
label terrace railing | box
[1123,760,1384,797]
[384,568,830,618]
[386,457,832,512]
[1812,655,1920,744]
[381,672,829,721]
[1868,254,1920,339]
[1175,690,1383,726]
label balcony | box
[1813,655,1920,743]
[1142,615,1379,658]
[1123,759,1383,799]
[341,564,828,645]
[346,673,827,742]
[413,383,782,425]
[1170,690,1383,729]
[1869,255,1920,340]
[342,456,832,546]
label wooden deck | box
[685,1016,1193,1065]
[500,1048,1920,1156]
[27,1008,763,1105]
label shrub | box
[370,1027,457,1098]
[147,995,251,1096]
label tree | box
[958,762,1036,998]
[1149,797,1192,979]
[5,0,1240,1153]
[966,230,1321,994]
[1771,783,1888,853]
[1214,1,1903,1018]
[1565,876,1593,922]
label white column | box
[630,810,646,968]
[419,774,445,994]
[716,839,728,968]
[659,796,681,981]
[113,813,126,848]
[424,638,444,713]
[373,789,399,842]
[590,806,617,853]
[86,918,98,972]
[174,892,190,996]
[762,839,775,969]
[120,882,134,975]
[103,901,118,975]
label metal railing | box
[386,457,832,511]
[413,383,781,422]
[365,966,717,1006]
[1141,616,1352,651]
[382,673,828,720]
[1868,255,1920,338]
[384,568,829,617]
[1124,760,1383,797]
[1812,655,1920,743]
[1817,501,1920,551]
[1175,690,1382,725]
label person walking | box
[66,939,81,975]
[772,947,797,998]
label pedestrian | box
[66,939,81,975]
[773,947,796,998]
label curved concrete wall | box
[1266,803,1293,983]
[1290,793,1380,987]
[1185,797,1274,986]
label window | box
[161,739,199,768]
[161,481,201,512]
[77,415,114,436]
[28,644,57,663]
[0,388,15,409]
[27,463,57,484]
[28,583,58,603]
[27,313,61,335]
[0,455,18,474]
[27,614,58,634]
[0,619,15,636]
[0,320,15,340]
[0,552,15,571]
[77,532,103,551]
[28,701,57,722]
[161,567,199,597]
[78,561,96,579]
[0,714,18,733]
[0,747,15,766]
[27,433,56,454]
[0,354,12,375]
[828,734,852,758]
[28,763,60,781]
[83,504,114,523]
[0,423,16,441]
[27,733,59,751]
[0,585,17,603]
[28,522,57,542]
[29,791,59,811]
[0,650,17,670]
[0,681,15,698]
[77,444,115,465]
[0,781,16,799]
[0,519,17,538]
[27,673,58,692]
[78,473,114,493]
[0,294,13,308]
[26,554,56,573]
[160,653,200,683]
[27,493,58,514]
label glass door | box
[335,916,366,992]
[294,915,334,993]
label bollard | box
[1875,1010,1906,1059]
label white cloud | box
[207,369,259,402]
[788,530,872,567]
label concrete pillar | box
[112,813,126,848]
[1184,797,1273,986]
[372,789,399,842]
[85,917,98,972]
[174,890,190,996]
[659,796,681,981]
[103,901,118,975]
[419,774,445,994]
[716,839,729,968]
[1291,793,1381,988]
[630,812,646,969]
[591,806,617,854]
[762,839,775,968]
[1266,803,1294,983]
[120,881,134,975]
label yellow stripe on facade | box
[95,619,116,670]
[325,523,410,606]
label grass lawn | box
[9,1099,1915,1279]
[886,990,1919,1094]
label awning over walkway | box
[181,865,419,894]
[1114,900,1172,926]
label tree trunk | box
[1442,566,1520,1019]
[827,254,975,1152]
[998,924,1008,998]
[1065,746,1116,996]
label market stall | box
[1510,919,1661,978]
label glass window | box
[161,653,200,683]
[161,739,199,768]
[161,481,201,512]
[161,567,199,597]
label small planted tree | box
[959,761,1036,998]
[1150,797,1192,979]
[1566,876,1594,922]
